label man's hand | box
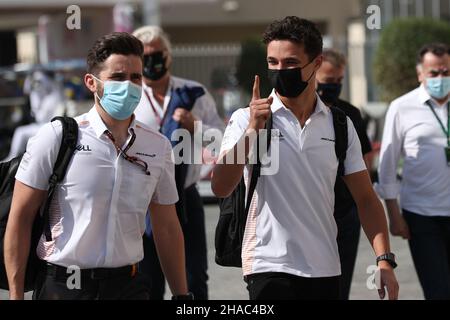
[389,214,411,240]
[172,108,196,133]
[385,199,410,240]
[378,261,399,300]
[248,75,272,132]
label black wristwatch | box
[171,292,194,300]
[376,253,397,269]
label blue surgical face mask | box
[425,76,450,100]
[92,75,142,120]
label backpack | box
[214,106,348,268]
[0,116,78,291]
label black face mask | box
[317,82,342,105]
[143,51,168,81]
[267,59,315,98]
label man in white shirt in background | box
[132,26,224,300]
[377,43,450,300]
[4,32,189,300]
[4,70,64,162]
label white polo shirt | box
[134,76,224,188]
[220,91,366,278]
[16,107,178,268]
[376,85,450,217]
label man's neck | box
[144,73,171,102]
[95,103,131,147]
[433,95,450,107]
[278,87,317,127]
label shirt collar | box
[142,79,173,111]
[270,90,328,115]
[419,84,433,105]
[142,77,174,93]
[87,106,138,139]
[315,94,329,114]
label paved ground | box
[0,204,423,300]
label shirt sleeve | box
[219,108,250,154]
[15,121,62,191]
[151,139,179,205]
[374,102,403,199]
[343,117,367,176]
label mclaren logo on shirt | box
[321,138,336,143]
[136,152,156,158]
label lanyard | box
[104,129,150,175]
[143,88,170,127]
[425,101,450,147]
[104,128,136,154]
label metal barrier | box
[171,43,242,117]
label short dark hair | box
[87,32,144,74]
[322,48,347,68]
[262,16,323,61]
[417,43,450,65]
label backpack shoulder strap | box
[42,116,78,241]
[244,112,273,214]
[330,106,348,177]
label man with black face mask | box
[316,48,372,300]
[212,16,399,300]
[132,26,224,300]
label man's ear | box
[416,64,424,83]
[84,74,98,94]
[314,55,323,71]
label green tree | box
[236,38,271,98]
[373,18,450,102]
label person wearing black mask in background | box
[212,17,398,300]
[132,26,224,300]
[316,49,373,300]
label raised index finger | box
[252,75,261,102]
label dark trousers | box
[403,210,450,300]
[140,184,209,300]
[335,205,361,300]
[246,272,340,300]
[33,266,149,300]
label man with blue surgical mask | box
[4,32,191,300]
[377,43,450,300]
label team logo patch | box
[136,152,156,158]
